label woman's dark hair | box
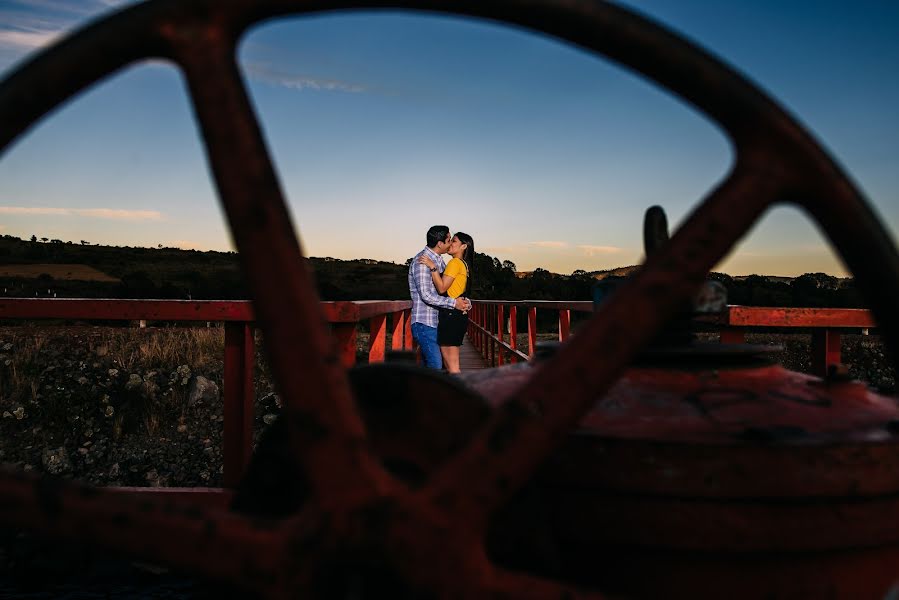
[455,232,474,296]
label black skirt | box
[437,307,469,346]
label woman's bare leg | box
[443,345,461,373]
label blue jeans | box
[411,322,442,369]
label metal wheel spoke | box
[171,31,392,508]
[422,164,780,524]
[0,470,289,595]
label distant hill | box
[0,235,410,300]
[0,234,865,308]
[0,263,120,282]
[587,265,641,280]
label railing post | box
[528,306,537,359]
[720,328,745,344]
[403,309,413,350]
[473,304,479,352]
[391,310,404,350]
[559,309,571,341]
[479,304,485,356]
[811,329,841,378]
[369,314,387,363]
[333,323,357,367]
[223,322,255,488]
[488,304,496,366]
[509,305,518,364]
[497,304,505,366]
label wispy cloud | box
[529,241,569,249]
[0,26,63,50]
[6,1,128,17]
[0,206,163,220]
[578,244,622,256]
[243,61,367,94]
[0,1,136,52]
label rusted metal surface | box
[2,0,899,598]
[459,355,899,597]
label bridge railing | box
[468,300,876,377]
[0,297,878,495]
[467,300,593,366]
[0,298,412,488]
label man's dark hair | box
[426,225,450,249]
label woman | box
[418,232,474,373]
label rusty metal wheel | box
[2,1,898,598]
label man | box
[408,225,471,369]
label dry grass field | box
[0,263,120,282]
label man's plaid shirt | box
[408,246,456,327]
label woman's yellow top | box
[444,258,468,299]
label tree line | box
[0,234,869,309]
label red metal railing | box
[716,306,875,378]
[0,298,878,489]
[0,298,412,488]
[467,300,593,365]
[468,300,876,377]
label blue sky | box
[0,0,897,276]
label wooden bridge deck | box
[459,334,488,371]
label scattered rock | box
[125,374,143,391]
[188,375,219,406]
[41,447,72,475]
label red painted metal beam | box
[332,323,358,368]
[559,309,571,342]
[369,314,387,363]
[0,298,254,321]
[223,322,255,488]
[497,304,505,366]
[470,300,593,313]
[528,307,538,359]
[0,298,414,324]
[811,329,842,377]
[509,306,519,364]
[320,300,413,323]
[720,329,746,344]
[403,309,413,351]
[724,306,875,328]
[390,310,404,350]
